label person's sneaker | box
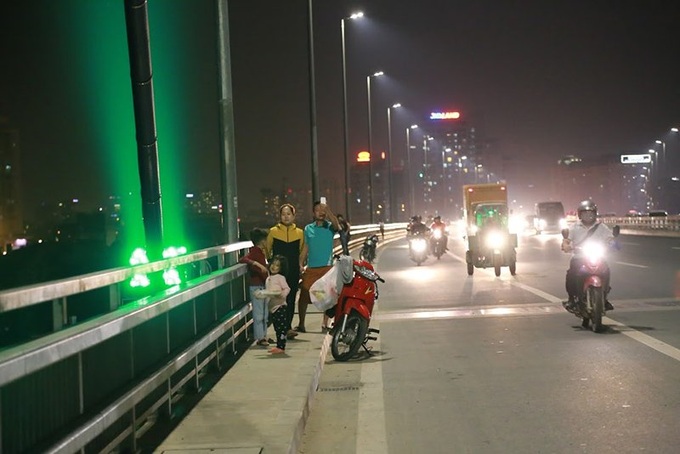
[605,301,614,311]
[286,329,298,339]
[268,347,286,354]
[267,338,276,344]
[562,298,576,313]
[256,339,269,347]
[294,326,306,333]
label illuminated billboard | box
[620,154,651,164]
[357,151,370,162]
[430,111,461,120]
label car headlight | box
[485,231,506,249]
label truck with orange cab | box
[463,183,517,276]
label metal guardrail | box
[602,215,680,234]
[0,242,252,453]
[0,224,404,453]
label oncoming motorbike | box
[328,257,384,361]
[408,232,429,266]
[561,225,620,333]
[360,234,379,263]
[430,228,447,259]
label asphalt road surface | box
[299,232,680,454]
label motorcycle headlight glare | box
[582,242,605,263]
[433,230,442,239]
[411,238,428,252]
[559,218,568,229]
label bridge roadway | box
[149,227,680,454]
[0,217,680,453]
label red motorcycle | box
[561,225,619,332]
[328,258,384,361]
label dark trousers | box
[270,306,288,350]
[285,276,299,330]
[565,257,610,300]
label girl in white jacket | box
[256,255,291,354]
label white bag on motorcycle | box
[310,265,339,311]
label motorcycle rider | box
[407,215,430,237]
[429,215,448,253]
[561,200,615,312]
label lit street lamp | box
[366,71,384,224]
[386,102,401,221]
[340,11,363,219]
[406,124,418,215]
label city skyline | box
[1,1,679,225]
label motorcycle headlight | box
[582,241,605,263]
[433,230,442,239]
[559,218,568,229]
[411,238,428,252]
[485,231,506,249]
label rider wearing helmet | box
[407,215,429,236]
[561,200,615,312]
[429,215,448,251]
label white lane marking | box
[615,261,649,269]
[672,247,680,250]
[508,281,563,303]
[356,322,387,454]
[403,249,680,364]
[605,317,680,362]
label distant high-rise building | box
[0,123,24,250]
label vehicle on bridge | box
[561,225,620,332]
[534,201,567,234]
[327,256,384,361]
[463,183,517,276]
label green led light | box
[162,246,187,258]
[163,268,181,286]
[128,247,150,288]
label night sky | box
[1,0,679,219]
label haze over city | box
[1,0,679,221]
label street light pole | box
[406,125,418,216]
[306,0,319,203]
[340,12,363,220]
[386,103,400,222]
[655,139,666,208]
[366,71,383,224]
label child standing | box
[238,228,270,347]
[256,255,291,354]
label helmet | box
[434,215,441,221]
[577,200,598,215]
[577,200,597,225]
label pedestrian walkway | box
[153,311,330,454]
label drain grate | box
[317,385,360,392]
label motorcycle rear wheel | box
[331,312,369,361]
[588,287,604,333]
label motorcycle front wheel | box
[588,287,605,333]
[331,312,369,361]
